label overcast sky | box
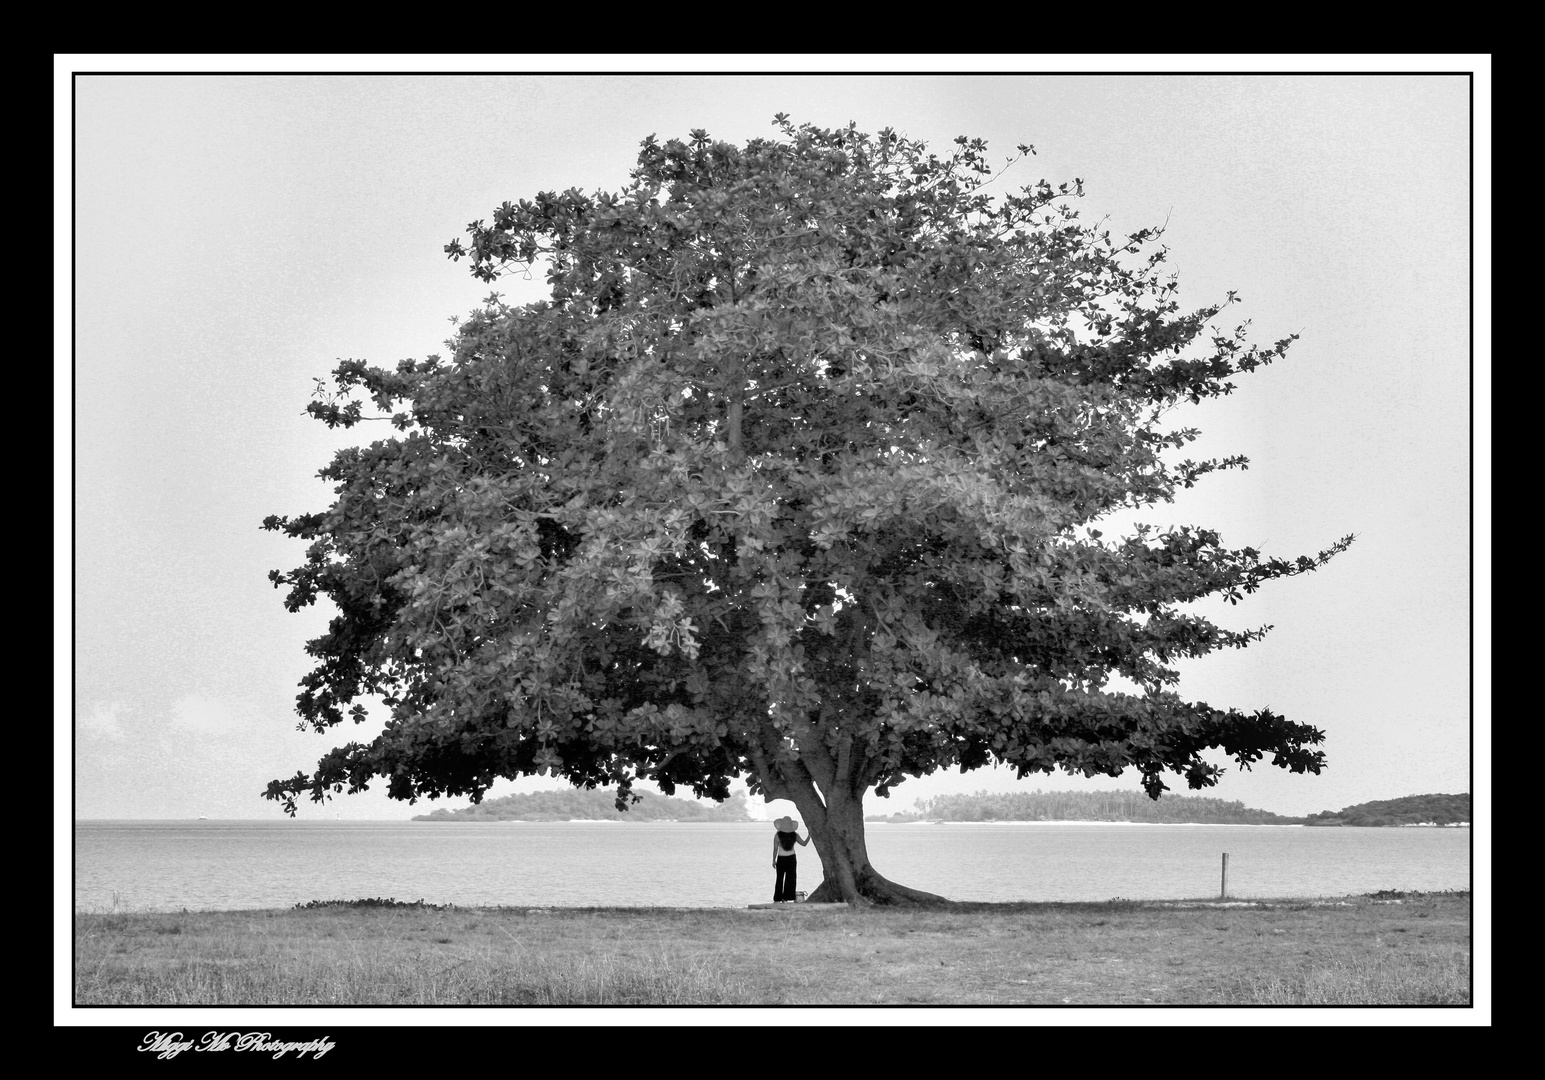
[62,62,1487,827]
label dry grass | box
[72,892,1471,1007]
[1218,950,1471,1005]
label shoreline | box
[77,888,1470,918]
[76,818,1471,828]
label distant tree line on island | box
[412,786,1469,827]
[413,788,753,822]
[1298,792,1470,827]
[864,790,1471,826]
[869,789,1297,824]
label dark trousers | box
[774,855,798,902]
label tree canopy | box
[264,117,1351,905]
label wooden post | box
[1220,852,1229,899]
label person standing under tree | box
[772,816,809,903]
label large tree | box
[264,118,1351,906]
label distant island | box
[863,790,1471,827]
[413,787,754,823]
[411,787,1470,827]
[1296,793,1470,828]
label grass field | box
[72,891,1471,1007]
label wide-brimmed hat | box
[774,816,798,832]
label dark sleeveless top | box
[777,831,796,853]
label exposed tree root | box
[806,868,953,908]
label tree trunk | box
[783,775,950,908]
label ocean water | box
[72,820,1472,913]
